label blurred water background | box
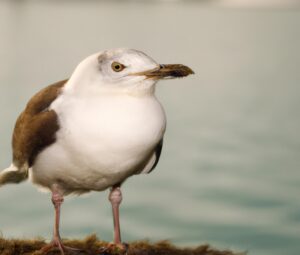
[0,1,300,255]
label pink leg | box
[39,185,65,254]
[40,185,82,254]
[109,186,123,244]
[52,187,64,251]
[98,186,128,254]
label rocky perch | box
[0,235,244,255]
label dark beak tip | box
[183,65,195,76]
[170,64,195,78]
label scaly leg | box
[40,185,82,254]
[99,185,128,254]
[109,186,123,244]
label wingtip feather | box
[0,164,28,186]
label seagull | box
[0,48,194,254]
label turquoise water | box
[0,1,300,255]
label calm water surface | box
[0,1,299,255]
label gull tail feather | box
[0,164,29,186]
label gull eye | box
[111,62,126,72]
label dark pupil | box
[115,64,120,70]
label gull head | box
[67,48,194,95]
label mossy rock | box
[0,234,244,255]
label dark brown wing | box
[137,139,163,175]
[12,79,68,168]
[148,139,163,173]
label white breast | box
[31,92,166,194]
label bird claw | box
[98,242,129,255]
[38,239,84,255]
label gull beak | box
[132,64,194,80]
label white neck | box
[64,78,157,98]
